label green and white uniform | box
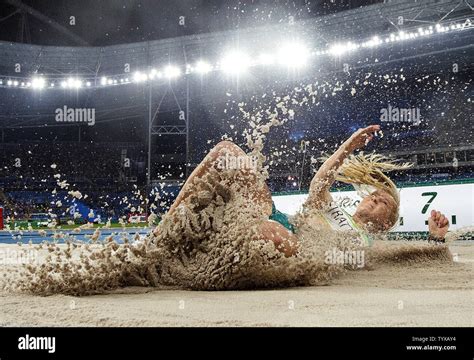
[313,203,374,247]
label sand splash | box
[0,76,461,296]
[0,153,457,296]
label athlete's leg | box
[154,140,298,256]
[165,140,272,218]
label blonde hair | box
[328,152,413,228]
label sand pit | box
[0,241,472,327]
[0,158,471,326]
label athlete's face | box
[354,190,397,231]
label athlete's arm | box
[307,125,380,209]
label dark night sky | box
[0,0,379,46]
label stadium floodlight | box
[398,31,407,40]
[372,36,382,45]
[2,17,471,92]
[257,53,274,65]
[185,64,192,74]
[194,60,212,74]
[220,51,250,74]
[149,68,157,79]
[67,77,82,88]
[328,43,347,56]
[328,41,357,56]
[31,77,45,89]
[278,43,310,67]
[133,71,148,82]
[419,28,429,36]
[149,68,163,79]
[164,65,181,78]
[364,36,382,47]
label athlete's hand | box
[428,209,449,239]
[345,125,380,152]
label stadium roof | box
[0,0,472,126]
[0,0,471,77]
